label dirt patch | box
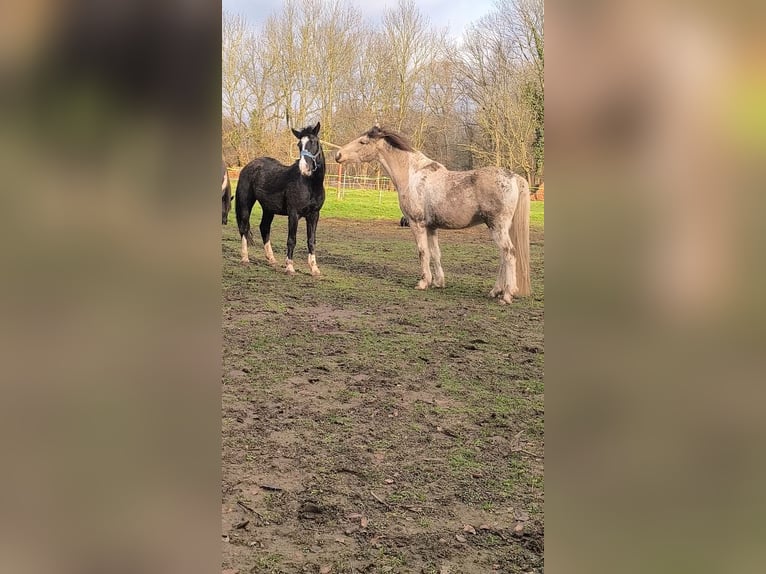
[222,218,544,573]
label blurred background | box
[546,0,766,572]
[0,1,221,573]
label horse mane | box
[365,126,414,152]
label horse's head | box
[335,126,413,164]
[291,122,323,177]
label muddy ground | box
[222,217,544,574]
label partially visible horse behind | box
[235,122,325,276]
[335,126,530,304]
[222,159,232,225]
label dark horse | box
[235,123,325,276]
[222,159,232,225]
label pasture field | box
[222,193,544,573]
[229,181,545,226]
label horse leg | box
[285,212,299,275]
[410,222,432,290]
[305,212,321,277]
[490,223,516,305]
[222,189,231,225]
[427,228,445,288]
[489,252,505,299]
[235,183,256,264]
[259,209,277,265]
[222,169,231,225]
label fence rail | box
[226,165,543,200]
[226,165,396,198]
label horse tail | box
[235,165,256,246]
[511,175,532,296]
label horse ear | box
[291,128,301,139]
[312,122,321,135]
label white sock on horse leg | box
[241,236,249,263]
[308,253,320,276]
[264,241,276,263]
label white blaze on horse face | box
[298,136,312,176]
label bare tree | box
[455,0,544,178]
[495,0,544,180]
[222,12,253,165]
[374,0,445,140]
[313,0,365,144]
[222,0,544,178]
[263,0,306,137]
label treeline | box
[222,0,543,183]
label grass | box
[323,187,403,220]
[222,187,544,572]
[449,448,482,473]
[230,180,544,227]
[249,554,283,573]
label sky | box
[222,0,498,40]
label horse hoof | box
[310,268,321,277]
[499,293,513,305]
[267,258,277,266]
[415,281,429,290]
[240,258,250,265]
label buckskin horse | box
[335,126,530,303]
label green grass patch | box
[324,187,403,220]
[249,554,283,573]
[231,180,544,227]
[449,447,482,473]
